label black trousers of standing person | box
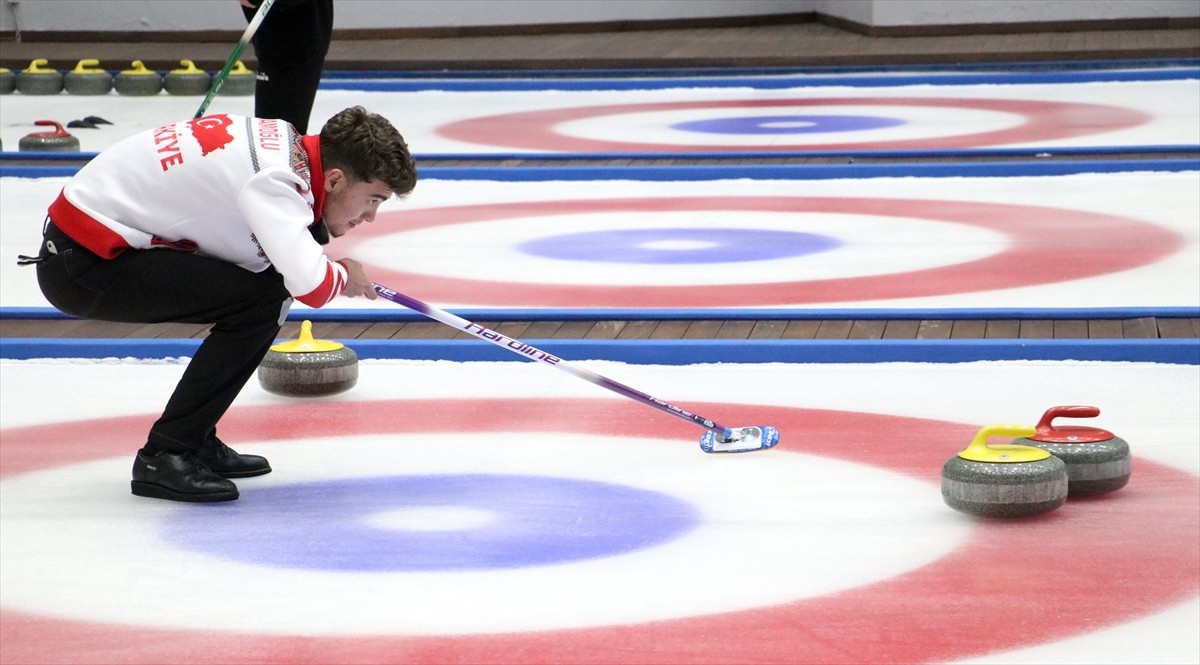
[242,0,334,134]
[33,221,293,455]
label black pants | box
[34,221,293,454]
[243,0,334,134]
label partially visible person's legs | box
[243,0,334,133]
[37,220,292,452]
[35,220,292,501]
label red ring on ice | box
[2,398,1197,664]
[342,197,1181,307]
[435,97,1152,152]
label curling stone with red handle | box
[1012,405,1131,496]
[19,120,80,152]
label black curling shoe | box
[197,438,272,479]
[131,450,239,502]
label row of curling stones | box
[0,59,255,96]
[258,321,359,397]
[942,406,1132,518]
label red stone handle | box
[1033,405,1113,442]
[30,120,70,138]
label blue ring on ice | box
[518,228,841,264]
[160,474,700,571]
[671,114,906,135]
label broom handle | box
[372,283,732,437]
[195,0,276,118]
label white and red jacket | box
[47,114,347,308]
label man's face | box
[322,169,394,238]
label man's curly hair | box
[319,106,417,196]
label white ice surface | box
[1,79,1198,154]
[3,171,1197,310]
[1,358,1197,661]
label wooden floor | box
[2,18,1197,343]
[2,317,1197,343]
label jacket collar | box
[301,133,326,222]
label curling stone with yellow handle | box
[114,60,163,96]
[942,424,1068,518]
[257,320,358,397]
[164,60,211,96]
[16,59,63,95]
[64,59,113,95]
[1012,405,1131,496]
[217,60,256,96]
[0,67,14,94]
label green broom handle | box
[194,0,276,118]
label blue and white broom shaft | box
[194,0,276,119]
[372,283,733,438]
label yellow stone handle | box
[269,320,346,353]
[72,59,106,74]
[23,58,58,74]
[171,60,205,74]
[122,60,157,76]
[957,424,1044,463]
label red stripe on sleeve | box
[295,260,347,308]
